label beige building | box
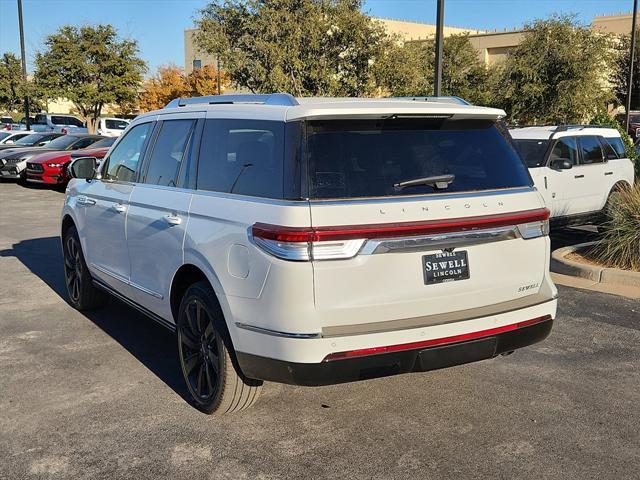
[593,12,640,35]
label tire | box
[602,184,628,224]
[177,281,262,414]
[177,282,263,415]
[62,225,107,310]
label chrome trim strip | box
[309,187,534,206]
[321,293,557,338]
[360,225,519,255]
[92,279,175,332]
[90,263,164,299]
[235,322,322,339]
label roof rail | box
[164,93,299,109]
[393,96,470,105]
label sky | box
[0,0,634,75]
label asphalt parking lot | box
[1,182,639,479]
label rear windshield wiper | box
[393,174,455,191]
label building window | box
[192,59,202,70]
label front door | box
[544,136,582,217]
[83,121,155,292]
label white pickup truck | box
[510,126,635,227]
[32,113,88,134]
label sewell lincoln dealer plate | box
[422,250,470,284]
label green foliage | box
[0,53,24,112]
[381,34,489,104]
[610,33,640,108]
[591,184,640,272]
[195,0,394,96]
[491,15,614,124]
[34,25,146,132]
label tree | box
[610,33,640,109]
[491,15,613,124]
[379,34,490,104]
[0,53,24,113]
[139,64,230,111]
[185,64,230,96]
[194,0,395,96]
[139,64,189,111]
[34,25,146,132]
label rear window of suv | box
[306,118,532,199]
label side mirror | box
[69,156,97,180]
[550,158,573,170]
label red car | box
[26,137,116,187]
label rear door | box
[576,135,608,212]
[304,117,550,331]
[125,114,201,319]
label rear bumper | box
[237,317,553,386]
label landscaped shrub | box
[591,183,640,272]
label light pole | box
[17,0,30,130]
[625,0,638,132]
[434,0,445,96]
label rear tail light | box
[61,128,67,134]
[251,208,550,261]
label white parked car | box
[510,126,635,226]
[96,117,130,137]
[0,130,34,145]
[62,94,557,414]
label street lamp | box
[625,0,638,132]
[434,0,445,96]
[17,0,30,130]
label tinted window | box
[197,119,284,198]
[71,137,100,150]
[513,139,549,167]
[306,118,532,199]
[1,117,12,124]
[580,136,604,164]
[0,132,10,141]
[89,137,117,148]
[46,135,83,150]
[105,119,129,130]
[15,133,53,145]
[144,119,195,186]
[51,116,84,127]
[34,114,47,125]
[549,137,579,166]
[605,136,625,158]
[103,123,152,182]
[599,137,618,160]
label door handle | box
[604,172,613,176]
[112,203,127,213]
[77,196,96,206]
[574,175,585,179]
[163,214,182,226]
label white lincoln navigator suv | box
[61,94,557,414]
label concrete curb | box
[551,241,640,288]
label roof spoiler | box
[164,93,299,108]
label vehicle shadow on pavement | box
[0,236,192,404]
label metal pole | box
[17,0,30,130]
[434,0,445,96]
[625,0,638,132]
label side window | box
[103,122,153,182]
[143,119,195,187]
[599,137,619,160]
[580,136,604,164]
[604,137,626,158]
[197,119,284,198]
[549,137,579,166]
[71,137,98,150]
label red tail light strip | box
[323,314,552,362]
[252,208,550,243]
